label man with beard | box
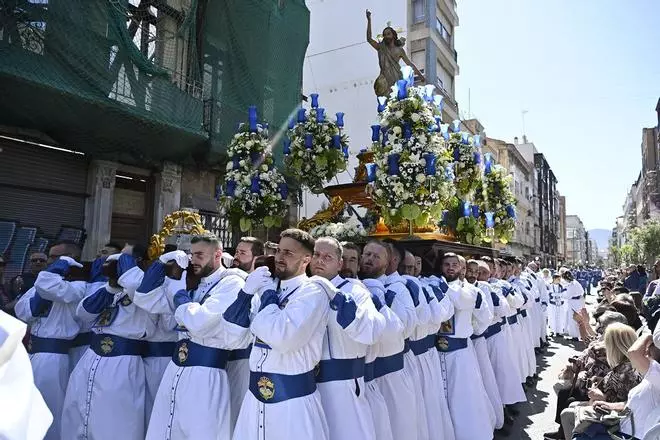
[134,234,252,440]
[310,237,385,440]
[413,255,423,277]
[227,236,263,428]
[340,241,361,279]
[480,257,526,422]
[359,240,417,440]
[14,241,85,440]
[230,229,333,440]
[437,253,494,440]
[232,237,264,273]
[385,243,429,440]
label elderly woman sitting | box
[559,323,642,439]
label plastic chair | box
[0,219,17,256]
[56,225,86,247]
[4,226,37,281]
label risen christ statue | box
[366,9,426,97]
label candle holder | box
[396,79,408,100]
[310,93,319,109]
[316,108,325,123]
[371,125,381,142]
[377,96,387,113]
[283,138,291,155]
[366,163,377,182]
[304,134,313,149]
[248,105,258,132]
[297,108,307,123]
[423,152,436,176]
[336,112,345,127]
[331,134,341,149]
[387,153,400,175]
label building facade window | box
[435,17,451,44]
[412,0,426,23]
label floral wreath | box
[447,125,482,200]
[219,108,289,232]
[475,157,516,244]
[284,94,349,194]
[368,70,454,228]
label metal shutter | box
[0,138,88,237]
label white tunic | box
[438,279,494,440]
[317,275,385,440]
[0,310,53,440]
[61,263,156,440]
[232,275,330,440]
[547,283,565,334]
[563,280,584,339]
[510,276,536,378]
[138,263,250,440]
[15,270,86,440]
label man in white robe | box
[139,234,252,439]
[547,274,565,336]
[61,252,156,440]
[231,229,331,440]
[437,253,494,440]
[14,242,85,440]
[562,270,585,340]
[507,259,537,385]
[310,237,385,440]
[0,310,53,440]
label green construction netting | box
[0,0,309,164]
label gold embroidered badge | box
[257,376,275,400]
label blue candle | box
[297,108,307,123]
[305,133,313,149]
[288,118,295,130]
[387,153,400,175]
[403,122,412,139]
[401,66,414,87]
[371,125,381,142]
[335,112,345,127]
[423,152,436,175]
[278,183,289,200]
[462,201,471,218]
[377,96,387,113]
[484,153,492,174]
[506,205,516,219]
[452,119,461,133]
[453,146,460,161]
[433,94,443,109]
[485,212,495,228]
[366,163,377,182]
[226,180,236,197]
[283,138,291,155]
[396,79,408,100]
[250,176,260,194]
[232,156,240,170]
[474,134,481,145]
[471,204,480,218]
[461,133,469,145]
[342,145,349,159]
[316,107,325,123]
[424,84,435,102]
[248,105,258,132]
[310,93,319,109]
[434,117,442,132]
[473,151,481,165]
[381,130,389,146]
[250,151,262,165]
[331,134,341,149]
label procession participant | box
[61,252,156,440]
[466,260,504,433]
[478,259,526,421]
[385,242,428,440]
[310,237,386,440]
[228,229,333,440]
[526,262,550,348]
[401,250,455,439]
[340,241,361,279]
[437,253,494,440]
[413,255,423,277]
[136,234,252,440]
[0,310,53,440]
[508,258,537,385]
[14,242,85,440]
[227,236,263,430]
[562,269,585,341]
[548,274,565,336]
[359,240,417,440]
[498,259,528,386]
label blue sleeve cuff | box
[385,289,397,308]
[490,291,500,307]
[46,259,70,276]
[82,288,114,314]
[431,285,445,302]
[29,293,52,317]
[137,261,166,293]
[258,290,279,312]
[371,294,383,311]
[331,293,357,329]
[117,254,137,277]
[421,286,433,304]
[173,290,193,308]
[89,257,108,283]
[404,280,420,307]
[223,290,254,328]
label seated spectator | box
[559,323,641,439]
[610,299,644,332]
[9,252,48,298]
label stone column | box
[82,160,117,261]
[152,161,182,232]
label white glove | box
[243,266,274,295]
[159,250,189,269]
[106,253,121,262]
[59,256,83,268]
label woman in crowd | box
[559,323,641,439]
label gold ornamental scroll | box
[147,210,208,260]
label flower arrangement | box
[475,156,516,244]
[219,107,289,233]
[309,217,367,242]
[367,67,454,231]
[448,127,482,199]
[284,94,349,194]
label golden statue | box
[297,196,346,231]
[147,210,207,260]
[366,9,425,96]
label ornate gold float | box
[147,210,207,260]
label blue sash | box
[518,309,528,318]
[143,341,176,358]
[483,322,503,339]
[27,335,71,354]
[364,361,375,382]
[71,332,92,347]
[171,339,229,369]
[373,351,405,379]
[436,336,468,353]
[249,370,316,403]
[507,315,518,325]
[403,338,410,354]
[570,295,583,300]
[90,334,144,357]
[315,357,365,383]
[228,344,253,361]
[409,338,429,355]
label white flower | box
[390,209,398,216]
[416,174,426,183]
[239,160,246,167]
[395,110,404,119]
[392,126,402,135]
[226,162,233,171]
[246,141,254,148]
[411,113,420,122]
[261,165,268,171]
[375,189,383,197]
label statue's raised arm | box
[366,10,379,50]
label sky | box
[454,0,660,231]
